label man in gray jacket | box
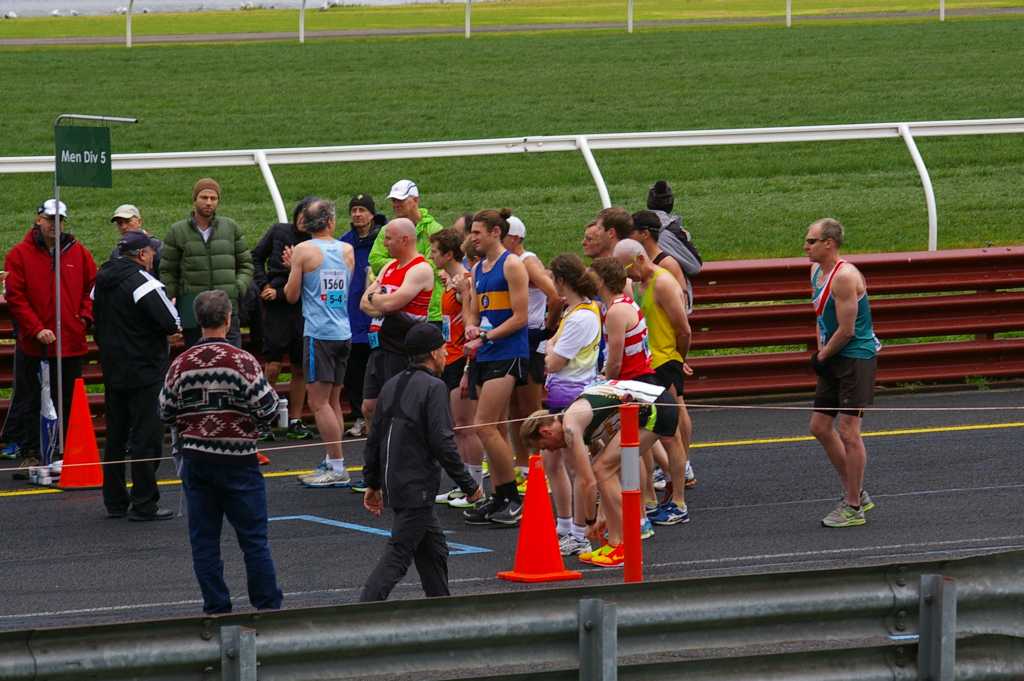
[360,323,483,601]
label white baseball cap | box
[110,204,141,223]
[37,199,68,218]
[387,179,419,201]
[506,215,526,239]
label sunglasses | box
[805,237,829,245]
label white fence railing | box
[108,1,958,48]
[4,118,1024,251]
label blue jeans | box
[181,458,283,614]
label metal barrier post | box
[576,136,611,208]
[940,0,945,21]
[917,575,956,681]
[254,150,288,224]
[898,124,938,251]
[786,0,792,27]
[126,0,134,48]
[579,598,617,681]
[220,625,257,681]
[299,0,307,44]
[627,0,634,33]
[619,403,642,583]
[465,0,472,39]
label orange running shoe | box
[589,544,626,568]
[257,452,271,466]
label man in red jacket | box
[3,200,97,477]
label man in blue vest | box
[804,218,881,529]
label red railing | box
[2,246,1023,433]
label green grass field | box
[0,1,1018,38]
[1,14,1022,265]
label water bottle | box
[277,398,289,429]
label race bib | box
[320,270,347,310]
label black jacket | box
[93,256,181,389]
[363,365,479,508]
[251,222,310,301]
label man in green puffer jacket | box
[159,178,254,348]
[367,179,445,322]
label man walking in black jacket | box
[93,230,181,520]
[360,323,483,601]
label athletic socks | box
[571,523,587,541]
[328,458,346,473]
[467,464,484,490]
[556,516,572,536]
[495,481,519,504]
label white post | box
[255,151,288,223]
[940,0,945,21]
[627,0,634,33]
[786,0,792,28]
[465,0,471,39]
[300,0,307,44]
[898,124,938,251]
[576,136,611,208]
[126,0,134,48]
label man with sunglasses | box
[804,218,880,529]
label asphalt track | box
[1,7,1023,47]
[0,386,1022,632]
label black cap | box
[405,322,444,355]
[646,180,674,213]
[117,230,158,255]
[349,193,376,215]
[632,210,662,237]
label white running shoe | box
[302,468,352,488]
[559,533,593,556]
[435,487,465,505]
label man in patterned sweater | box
[159,289,282,614]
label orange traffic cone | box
[497,454,582,583]
[59,378,103,490]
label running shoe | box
[589,544,626,568]
[860,489,876,512]
[448,495,476,509]
[578,543,613,565]
[12,455,39,481]
[345,417,367,438]
[645,503,661,519]
[685,461,697,489]
[640,517,655,540]
[649,501,690,526]
[488,498,524,526]
[302,468,352,488]
[559,533,593,557]
[652,467,667,491]
[286,419,314,440]
[0,442,21,460]
[298,459,330,484]
[350,478,369,493]
[257,427,275,443]
[256,452,271,466]
[822,501,865,528]
[463,496,501,525]
[435,487,466,505]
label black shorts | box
[303,338,351,385]
[653,359,686,394]
[442,356,467,393]
[363,349,409,401]
[814,356,877,417]
[262,302,304,365]
[527,352,545,384]
[467,357,528,400]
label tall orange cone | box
[59,378,103,490]
[497,454,582,583]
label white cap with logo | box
[37,199,68,218]
[110,204,141,223]
[506,215,526,239]
[387,179,419,201]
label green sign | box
[55,126,112,188]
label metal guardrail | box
[0,550,1020,681]
[3,118,1024,251]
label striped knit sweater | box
[159,338,279,464]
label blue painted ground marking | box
[270,514,492,556]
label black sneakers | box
[462,496,522,526]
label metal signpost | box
[52,113,137,455]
